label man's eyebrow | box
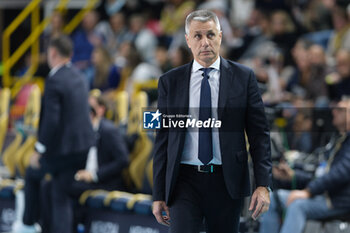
[193,30,215,34]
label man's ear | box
[185,34,191,49]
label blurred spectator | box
[260,98,350,233]
[288,110,313,153]
[270,10,299,66]
[326,49,350,100]
[91,46,121,91]
[40,11,66,62]
[307,44,330,105]
[72,95,129,195]
[327,5,350,56]
[126,46,162,95]
[96,12,128,56]
[71,10,102,84]
[126,14,158,64]
[155,44,172,73]
[285,39,313,98]
[170,45,193,68]
[239,8,274,61]
[36,10,66,78]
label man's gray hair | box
[185,10,221,35]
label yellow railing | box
[64,0,100,34]
[2,0,71,97]
[2,0,42,88]
[2,0,99,97]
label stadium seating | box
[2,85,40,178]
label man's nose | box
[201,37,209,47]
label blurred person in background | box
[288,110,313,153]
[30,35,95,233]
[36,10,66,78]
[270,10,298,67]
[126,14,158,64]
[72,95,129,195]
[71,10,102,84]
[95,12,128,56]
[155,44,173,73]
[170,45,193,68]
[326,49,350,101]
[125,43,162,96]
[91,46,121,91]
[327,4,350,57]
[259,97,350,233]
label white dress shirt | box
[181,57,222,165]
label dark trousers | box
[22,167,45,226]
[49,151,88,233]
[169,165,243,233]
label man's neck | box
[195,56,220,68]
[51,59,69,70]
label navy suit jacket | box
[153,57,272,205]
[38,64,95,169]
[307,133,350,209]
[95,118,129,189]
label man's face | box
[185,20,222,67]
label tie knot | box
[200,68,214,79]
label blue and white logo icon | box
[143,109,162,129]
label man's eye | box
[208,33,215,39]
[194,34,201,39]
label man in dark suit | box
[72,95,129,195]
[30,35,95,233]
[16,96,128,233]
[152,10,272,233]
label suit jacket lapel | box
[218,57,234,119]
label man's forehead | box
[188,20,217,31]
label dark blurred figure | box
[155,44,172,73]
[327,5,350,56]
[326,49,350,100]
[71,10,102,85]
[31,35,95,233]
[170,46,192,68]
[72,95,129,195]
[96,12,128,56]
[260,98,350,233]
[91,46,120,91]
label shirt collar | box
[49,62,71,77]
[192,57,221,73]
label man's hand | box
[152,201,170,226]
[272,161,295,181]
[74,170,93,183]
[30,151,41,169]
[287,189,311,206]
[249,186,270,220]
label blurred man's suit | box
[23,118,129,232]
[70,117,129,196]
[153,57,272,232]
[36,63,95,233]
